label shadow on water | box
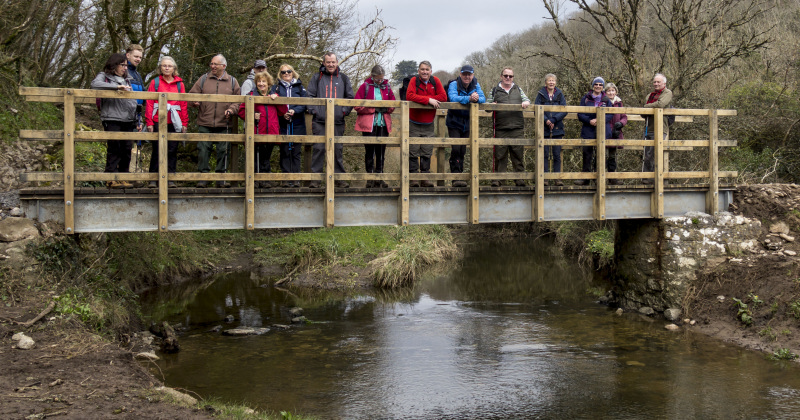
[140,237,800,419]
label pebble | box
[289,307,304,317]
[222,327,270,336]
[664,308,682,322]
[664,324,680,331]
[17,336,35,350]
[9,207,22,217]
[690,320,696,325]
[224,315,234,323]
[785,250,797,256]
[638,306,655,316]
[717,295,725,302]
[615,308,624,315]
[291,316,308,324]
[780,233,795,242]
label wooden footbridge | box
[17,87,737,233]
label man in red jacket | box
[405,60,447,187]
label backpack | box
[444,79,457,99]
[667,105,676,126]
[152,77,183,94]
[399,76,411,100]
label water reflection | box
[140,238,800,419]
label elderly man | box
[445,65,485,187]
[642,73,673,184]
[240,59,267,96]
[487,67,531,187]
[189,54,240,187]
[307,52,354,188]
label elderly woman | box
[270,64,307,187]
[534,73,567,186]
[354,65,395,188]
[144,56,188,188]
[576,77,613,186]
[605,82,627,185]
[240,72,288,188]
[91,53,138,188]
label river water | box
[141,239,800,419]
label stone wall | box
[614,212,761,314]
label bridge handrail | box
[18,86,737,233]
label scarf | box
[279,78,296,96]
[647,88,664,104]
[591,92,603,106]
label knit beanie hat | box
[592,77,605,87]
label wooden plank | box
[303,113,313,174]
[399,101,410,226]
[707,110,720,215]
[76,131,159,141]
[652,108,665,218]
[665,171,710,179]
[245,96,255,230]
[325,99,335,228]
[20,130,63,140]
[595,107,607,220]
[63,91,75,234]
[469,103,480,224]
[158,91,169,231]
[534,105,545,222]
[436,112,447,186]
[409,136,470,146]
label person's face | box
[501,70,514,85]
[126,50,142,67]
[210,57,226,76]
[418,64,431,82]
[256,79,269,93]
[460,71,474,85]
[593,82,604,94]
[324,55,338,73]
[546,77,556,90]
[280,67,293,81]
[254,66,266,74]
[653,76,666,91]
[114,62,127,77]
[605,87,617,99]
[160,60,175,77]
[372,74,384,84]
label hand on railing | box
[428,98,441,108]
[146,126,153,133]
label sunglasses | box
[502,74,514,79]
[280,70,293,74]
[594,83,604,86]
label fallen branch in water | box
[275,265,300,286]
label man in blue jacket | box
[445,65,485,187]
[125,44,144,132]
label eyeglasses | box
[210,63,224,67]
[117,63,127,67]
[280,70,293,74]
[502,74,514,79]
[161,64,174,68]
[593,83,604,86]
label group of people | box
[92,47,673,189]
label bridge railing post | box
[469,103,479,224]
[157,91,169,231]
[534,105,544,222]
[595,107,607,221]
[399,101,410,226]
[324,99,335,228]
[63,89,75,234]
[245,96,255,230]
[651,108,665,218]
[707,109,720,215]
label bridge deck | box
[20,184,734,232]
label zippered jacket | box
[306,65,354,125]
[534,86,567,137]
[270,78,308,135]
[91,72,137,122]
[144,75,189,127]
[237,90,287,135]
[406,75,447,124]
[188,71,241,128]
[578,92,612,140]
[354,77,396,133]
[445,78,485,132]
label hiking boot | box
[148,181,157,188]
[573,179,587,186]
[334,181,350,188]
[491,181,501,187]
[420,180,434,188]
[642,178,654,185]
[543,180,550,187]
[608,179,622,185]
[216,181,231,188]
[308,181,321,189]
[554,180,564,186]
[515,180,526,187]
[410,181,420,188]
[365,180,374,188]
[196,181,207,188]
[280,182,292,188]
[452,180,467,188]
[292,182,302,188]
[378,180,389,188]
[168,181,177,188]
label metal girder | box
[19,188,734,232]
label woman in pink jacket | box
[354,65,395,188]
[238,72,288,188]
[144,56,188,188]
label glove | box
[612,129,620,139]
[614,122,623,130]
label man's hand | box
[428,98,441,108]
[522,101,530,109]
[590,118,597,126]
[469,92,479,102]
[146,126,154,133]
[546,120,554,130]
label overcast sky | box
[354,0,559,74]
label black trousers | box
[581,146,618,173]
[102,120,135,173]
[447,126,468,173]
[148,125,179,173]
[364,125,389,173]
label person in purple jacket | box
[575,77,613,186]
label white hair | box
[213,54,227,66]
[654,73,667,84]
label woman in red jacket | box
[354,65,395,188]
[238,72,288,188]
[144,56,188,188]
[405,60,447,187]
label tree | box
[391,60,417,86]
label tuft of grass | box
[759,326,777,341]
[769,348,799,361]
[370,225,460,288]
[198,397,313,419]
[790,300,800,319]
[585,228,615,265]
